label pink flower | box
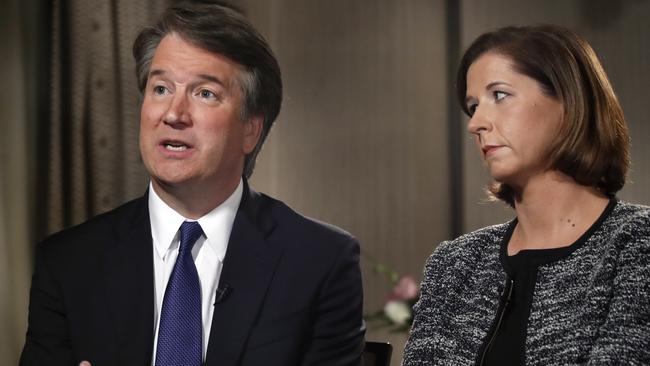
[390,275,419,301]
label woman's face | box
[464,52,564,189]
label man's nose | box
[163,92,190,127]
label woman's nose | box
[466,105,492,135]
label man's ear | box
[242,116,263,154]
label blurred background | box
[2,0,649,364]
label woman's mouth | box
[482,145,503,157]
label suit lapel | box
[102,195,155,365]
[205,183,283,366]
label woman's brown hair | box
[457,25,630,207]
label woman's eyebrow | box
[486,81,510,89]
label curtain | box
[1,1,32,363]
[0,0,170,363]
[46,0,171,234]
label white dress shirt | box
[148,179,242,364]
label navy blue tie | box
[155,221,204,366]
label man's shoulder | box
[255,191,357,248]
[40,195,147,251]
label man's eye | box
[199,89,216,99]
[153,86,167,95]
[494,91,508,101]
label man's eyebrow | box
[148,69,226,87]
[196,74,226,86]
[149,69,166,78]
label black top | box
[483,246,571,365]
[483,198,617,365]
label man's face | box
[139,33,261,196]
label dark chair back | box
[363,341,392,366]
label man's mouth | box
[161,140,192,152]
[164,143,188,151]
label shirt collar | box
[148,179,244,262]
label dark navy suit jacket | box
[20,182,365,365]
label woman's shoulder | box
[605,200,650,240]
[439,221,513,252]
[426,220,513,269]
[611,200,650,222]
[418,221,512,299]
[589,200,650,261]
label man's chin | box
[150,174,196,191]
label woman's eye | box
[494,91,508,101]
[467,103,478,116]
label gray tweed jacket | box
[403,200,650,365]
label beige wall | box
[242,1,450,362]
[461,0,650,231]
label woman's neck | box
[508,171,609,255]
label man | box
[20,2,365,365]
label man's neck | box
[150,176,242,219]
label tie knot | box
[179,221,203,254]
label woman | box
[403,25,650,365]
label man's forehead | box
[149,34,244,85]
